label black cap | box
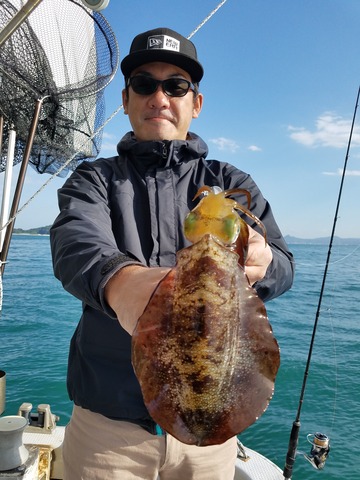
[121,27,204,83]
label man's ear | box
[122,89,128,115]
[192,93,203,119]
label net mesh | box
[0,0,119,175]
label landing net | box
[0,0,119,176]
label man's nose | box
[148,86,171,107]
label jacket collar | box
[117,132,208,171]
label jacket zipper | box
[161,142,169,160]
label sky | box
[1,0,360,238]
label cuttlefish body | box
[132,187,280,446]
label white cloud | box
[100,141,118,152]
[323,168,360,176]
[102,132,115,139]
[100,132,118,153]
[248,145,262,152]
[288,112,360,148]
[209,137,240,153]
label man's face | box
[122,62,203,142]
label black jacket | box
[50,132,294,425]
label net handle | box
[0,0,44,48]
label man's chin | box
[135,127,181,142]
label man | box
[50,27,294,480]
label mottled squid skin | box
[132,232,280,446]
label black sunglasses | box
[127,75,195,97]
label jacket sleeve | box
[225,166,295,302]
[50,161,142,315]
[254,236,295,302]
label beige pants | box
[63,405,237,480]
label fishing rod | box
[283,84,360,479]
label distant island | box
[284,235,360,245]
[13,225,51,235]
[13,227,360,245]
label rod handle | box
[283,420,301,479]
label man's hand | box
[244,226,273,285]
[104,265,170,335]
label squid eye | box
[223,217,239,242]
[185,212,197,224]
[184,212,197,232]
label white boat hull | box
[235,448,283,479]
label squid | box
[132,186,280,446]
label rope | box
[188,0,228,39]
[0,102,123,234]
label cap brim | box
[121,50,204,83]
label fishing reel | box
[304,432,330,470]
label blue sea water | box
[1,235,360,479]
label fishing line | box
[322,274,338,438]
[327,242,360,265]
[290,242,360,269]
[283,84,360,479]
